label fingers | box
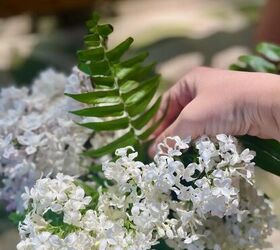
[150,92,179,139]
[149,95,220,157]
[151,77,195,139]
[149,99,203,156]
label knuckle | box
[181,66,213,96]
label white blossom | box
[0,68,115,211]
[17,135,277,250]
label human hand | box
[149,67,280,156]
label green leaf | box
[107,37,134,62]
[88,96,121,105]
[256,42,280,62]
[88,163,102,173]
[71,103,124,117]
[138,122,159,140]
[129,63,156,82]
[120,80,139,93]
[119,63,155,84]
[154,240,172,250]
[68,96,119,105]
[238,55,277,73]
[43,210,79,238]
[132,96,161,129]
[97,24,113,37]
[120,52,148,67]
[84,130,137,157]
[84,33,99,43]
[84,41,100,48]
[78,62,91,75]
[71,14,161,162]
[89,60,111,76]
[126,85,158,117]
[65,89,118,104]
[88,174,108,188]
[122,75,160,101]
[78,117,129,131]
[239,135,280,176]
[88,155,119,174]
[93,76,115,87]
[75,179,99,198]
[9,212,26,225]
[86,12,100,29]
[138,99,167,140]
[115,65,138,80]
[43,210,64,227]
[78,47,105,62]
[229,63,248,71]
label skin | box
[149,67,280,155]
[149,1,280,156]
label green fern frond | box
[230,42,280,176]
[230,42,280,73]
[65,13,162,158]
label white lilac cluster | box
[0,68,105,212]
[17,135,277,250]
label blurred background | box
[1,0,280,249]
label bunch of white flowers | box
[17,135,277,250]
[0,67,113,212]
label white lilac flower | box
[18,174,157,250]
[17,135,277,250]
[0,68,115,212]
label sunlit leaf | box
[78,48,105,62]
[65,89,118,104]
[119,63,155,84]
[138,98,167,140]
[126,86,158,116]
[84,130,137,157]
[238,55,277,73]
[122,75,160,101]
[107,37,134,62]
[67,14,161,163]
[120,52,148,67]
[71,103,124,117]
[96,24,113,37]
[256,42,280,62]
[132,96,161,129]
[119,80,139,93]
[79,117,129,131]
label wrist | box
[269,75,280,140]
[244,73,280,140]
